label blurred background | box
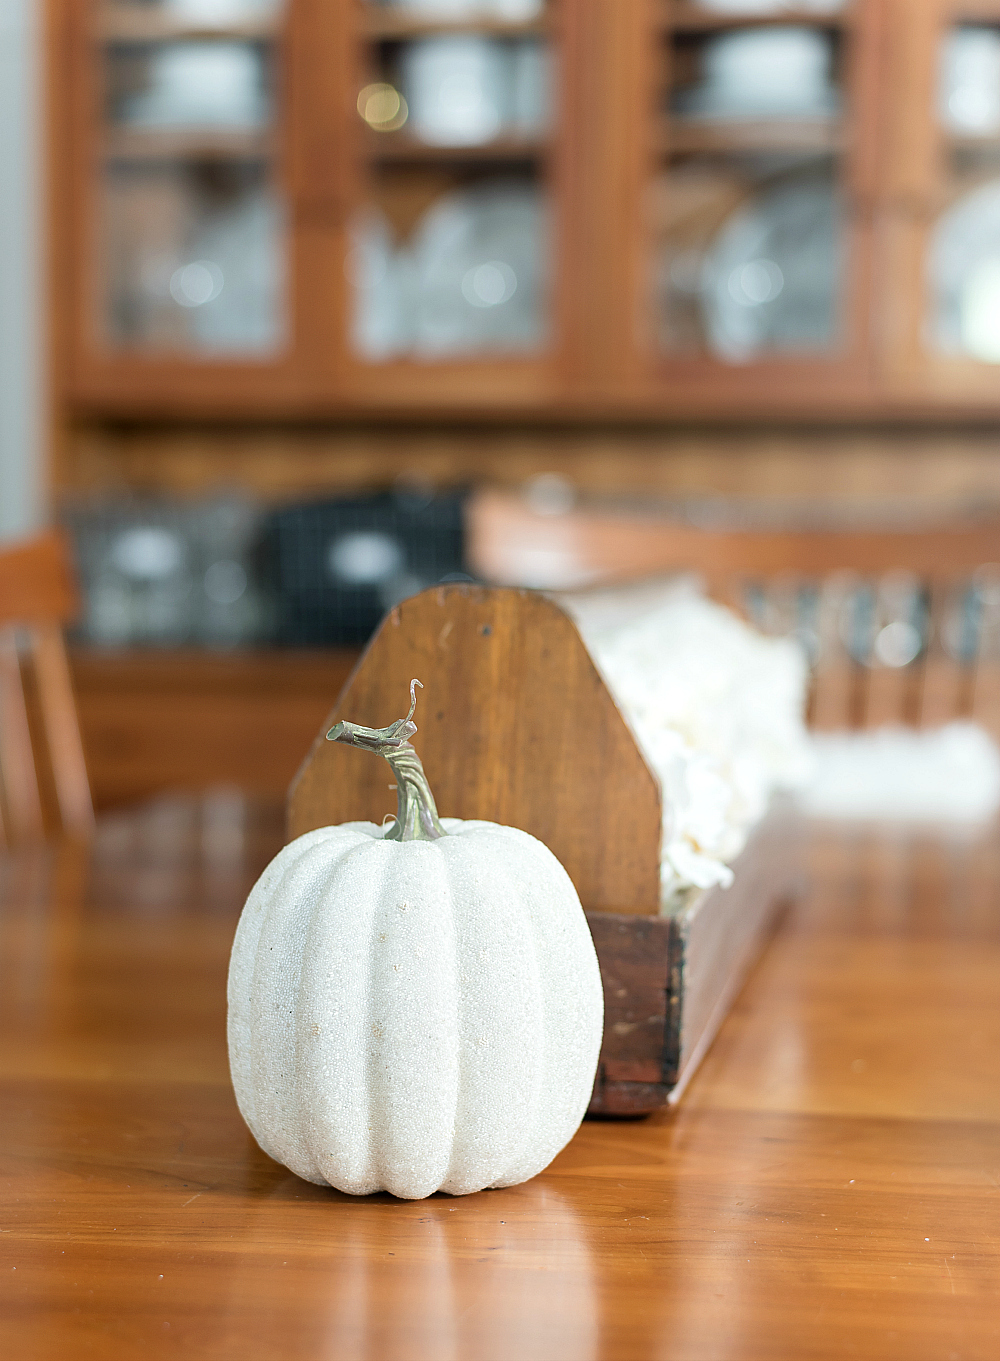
[4,0,1000,812]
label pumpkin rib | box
[357,837,424,1196]
[420,847,461,1196]
[367,840,462,1199]
[228,831,330,1146]
[249,834,341,1176]
[497,854,550,1189]
[436,827,560,1195]
[297,831,393,1191]
[437,829,532,1194]
[487,829,569,1190]
[243,829,375,1180]
[489,835,604,1188]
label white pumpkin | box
[227,681,604,1200]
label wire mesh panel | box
[267,491,468,645]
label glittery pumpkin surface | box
[227,818,604,1199]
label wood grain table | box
[2,794,998,1360]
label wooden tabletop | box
[2,795,998,1360]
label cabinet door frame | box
[53,0,594,420]
[323,0,587,417]
[877,0,1000,412]
[51,0,324,418]
[581,0,888,419]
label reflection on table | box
[1,791,998,1359]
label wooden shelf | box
[99,8,278,43]
[55,0,1000,426]
[661,115,842,154]
[361,13,548,40]
[945,131,1000,151]
[364,131,548,162]
[667,2,851,32]
[103,126,275,162]
[944,1,1000,21]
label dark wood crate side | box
[585,912,677,1116]
[585,808,803,1117]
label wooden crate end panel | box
[587,1076,670,1118]
[287,585,662,913]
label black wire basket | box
[266,491,469,646]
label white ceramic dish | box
[385,0,543,18]
[694,0,842,13]
[675,27,840,121]
[411,181,548,355]
[164,0,282,23]
[400,36,550,145]
[121,43,268,129]
[929,178,1000,362]
[700,175,842,361]
[349,182,548,358]
[402,36,511,145]
[939,26,1000,135]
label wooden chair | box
[0,529,94,847]
[467,489,1000,736]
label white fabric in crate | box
[558,580,813,902]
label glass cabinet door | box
[65,0,575,413]
[605,0,878,414]
[338,0,567,406]
[658,6,847,362]
[926,5,1000,384]
[878,0,1000,408]
[68,1,943,417]
[97,1,288,357]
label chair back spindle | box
[0,530,94,845]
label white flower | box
[561,581,813,902]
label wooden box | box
[288,585,800,1116]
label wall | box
[0,0,42,542]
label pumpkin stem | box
[326,679,447,842]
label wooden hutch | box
[43,1,1000,804]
